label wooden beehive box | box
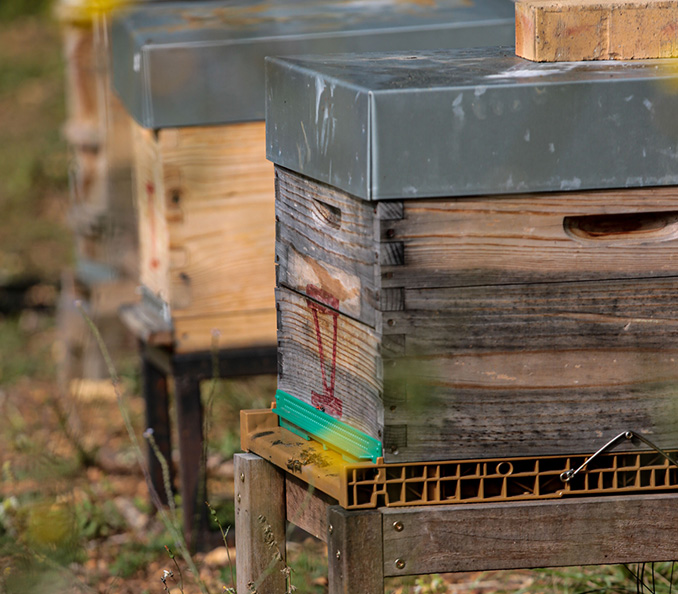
[111,0,515,354]
[267,48,678,464]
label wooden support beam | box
[286,474,336,542]
[173,374,208,552]
[515,0,678,61]
[235,453,287,594]
[383,494,678,578]
[327,506,384,594]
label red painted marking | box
[306,284,342,417]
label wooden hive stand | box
[239,2,678,588]
[110,0,516,548]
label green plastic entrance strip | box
[273,390,382,464]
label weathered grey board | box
[275,167,678,463]
[286,474,334,542]
[276,286,383,440]
[275,169,378,328]
[381,494,678,576]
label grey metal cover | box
[266,47,678,199]
[111,0,515,128]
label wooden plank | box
[389,276,678,353]
[327,506,383,594]
[382,494,678,576]
[276,286,383,441]
[235,453,287,594]
[382,187,678,290]
[275,167,378,328]
[133,122,171,300]
[173,308,277,353]
[286,474,335,542]
[516,0,678,62]
[161,124,276,317]
[383,382,678,461]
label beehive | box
[56,0,140,381]
[110,0,515,354]
[267,47,678,464]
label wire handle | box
[560,431,678,483]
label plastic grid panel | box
[344,450,678,509]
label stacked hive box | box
[110,0,515,546]
[248,47,678,496]
[235,10,678,593]
[56,0,138,383]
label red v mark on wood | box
[306,284,343,417]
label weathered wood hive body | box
[110,0,515,354]
[267,47,678,464]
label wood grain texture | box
[388,277,678,353]
[275,167,378,328]
[235,453,287,594]
[382,188,678,290]
[516,0,678,62]
[275,170,678,463]
[133,122,278,352]
[173,308,277,354]
[382,494,678,576]
[327,506,383,594]
[383,382,678,461]
[133,122,171,300]
[276,287,383,440]
[286,474,335,542]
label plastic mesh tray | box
[241,409,678,510]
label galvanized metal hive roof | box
[265,47,678,199]
[111,0,515,128]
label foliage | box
[0,0,54,22]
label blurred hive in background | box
[55,0,138,386]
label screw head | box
[393,521,404,532]
[395,558,406,570]
[237,494,241,503]
[336,551,342,560]
[328,524,334,535]
[240,472,245,482]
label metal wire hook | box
[560,430,678,483]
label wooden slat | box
[382,188,678,290]
[328,507,384,594]
[161,124,276,316]
[173,308,277,354]
[516,0,678,62]
[286,474,335,542]
[382,494,678,576]
[133,122,170,300]
[235,453,287,594]
[389,276,678,353]
[275,167,378,328]
[276,287,383,441]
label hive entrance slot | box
[564,211,678,244]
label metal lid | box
[266,47,678,199]
[111,0,514,128]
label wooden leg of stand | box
[235,453,287,594]
[327,506,384,594]
[173,372,207,551]
[141,348,173,506]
